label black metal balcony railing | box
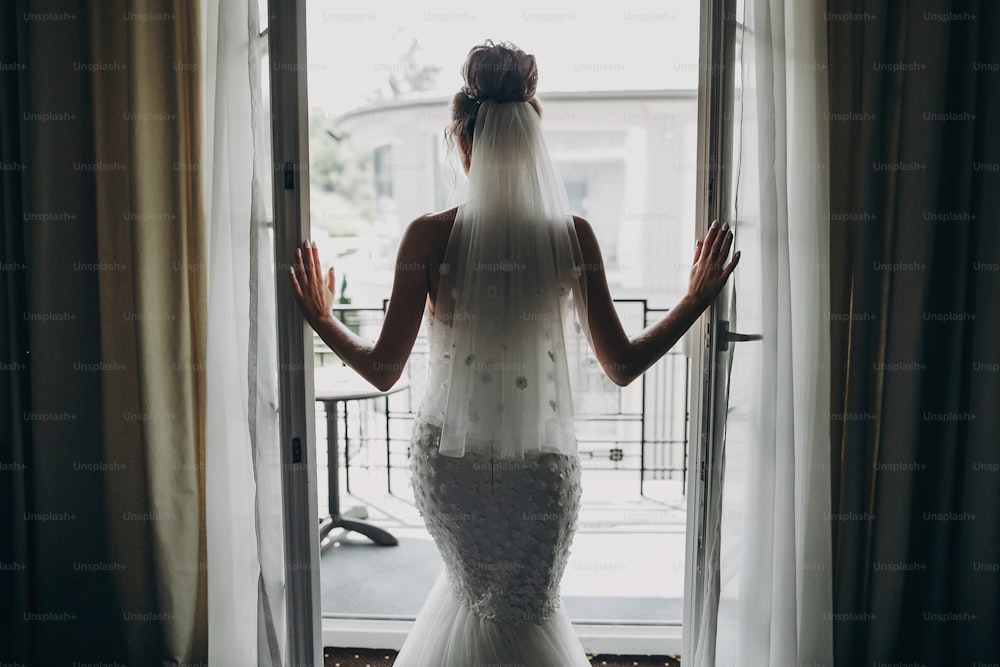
[317,300,690,497]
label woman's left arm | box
[288,218,431,391]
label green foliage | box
[338,274,350,304]
[308,111,374,236]
[308,37,440,237]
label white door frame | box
[683,0,738,659]
[267,0,323,664]
[265,1,738,662]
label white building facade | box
[327,90,699,314]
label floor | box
[322,646,682,667]
[318,465,689,625]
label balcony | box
[313,302,692,653]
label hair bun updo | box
[462,39,538,103]
[446,40,543,160]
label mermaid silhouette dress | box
[391,315,592,667]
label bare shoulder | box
[407,206,458,244]
[572,215,600,258]
[415,206,459,229]
[397,207,457,252]
[418,205,460,223]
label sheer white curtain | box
[202,0,286,664]
[699,0,834,664]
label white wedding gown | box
[394,421,591,666]
[392,324,592,667]
[392,95,593,666]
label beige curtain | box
[1,1,207,664]
[827,0,1000,663]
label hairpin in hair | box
[461,86,481,104]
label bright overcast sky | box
[302,0,702,117]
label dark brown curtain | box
[827,0,1000,663]
[1,1,207,664]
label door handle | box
[716,319,762,352]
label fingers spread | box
[289,268,303,299]
[704,225,722,258]
[298,241,317,284]
[724,251,741,278]
[719,230,734,259]
[295,248,307,284]
[311,243,322,282]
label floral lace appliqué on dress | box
[409,421,582,625]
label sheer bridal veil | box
[419,98,593,461]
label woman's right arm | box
[574,216,739,387]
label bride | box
[290,40,738,667]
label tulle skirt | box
[392,569,591,667]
